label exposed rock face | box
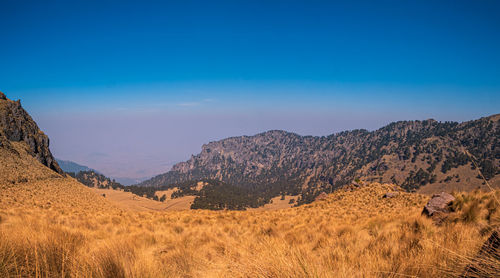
[315,192,328,201]
[383,192,399,198]
[0,93,62,174]
[422,192,456,224]
[140,115,499,204]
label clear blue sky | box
[1,1,499,179]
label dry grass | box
[1,179,499,277]
[0,141,61,186]
[91,188,195,211]
[248,195,298,211]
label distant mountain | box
[55,159,148,186]
[56,159,95,174]
[113,176,150,186]
[139,114,499,207]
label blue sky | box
[1,1,499,179]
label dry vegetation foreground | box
[1,179,499,278]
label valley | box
[3,1,500,276]
[0,92,499,277]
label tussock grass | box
[1,181,499,277]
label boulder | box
[422,192,455,217]
[352,180,361,187]
[383,192,399,198]
[315,192,328,201]
[0,91,6,100]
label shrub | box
[461,199,481,223]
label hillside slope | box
[2,181,499,277]
[140,115,499,205]
[0,137,115,215]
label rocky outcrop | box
[0,92,62,174]
[422,192,455,224]
[315,192,328,201]
[383,192,399,198]
[422,192,455,216]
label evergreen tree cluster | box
[67,171,124,190]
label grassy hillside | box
[1,178,499,277]
[92,187,195,211]
[0,140,61,185]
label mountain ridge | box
[56,159,95,174]
[139,113,499,206]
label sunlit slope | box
[3,180,498,277]
[0,141,117,214]
[0,140,60,185]
[0,177,114,212]
[92,187,195,211]
[91,187,293,212]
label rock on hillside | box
[422,192,455,217]
[0,92,62,174]
[422,192,455,224]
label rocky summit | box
[0,92,62,174]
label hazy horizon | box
[2,1,499,179]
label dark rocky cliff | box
[0,92,63,174]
